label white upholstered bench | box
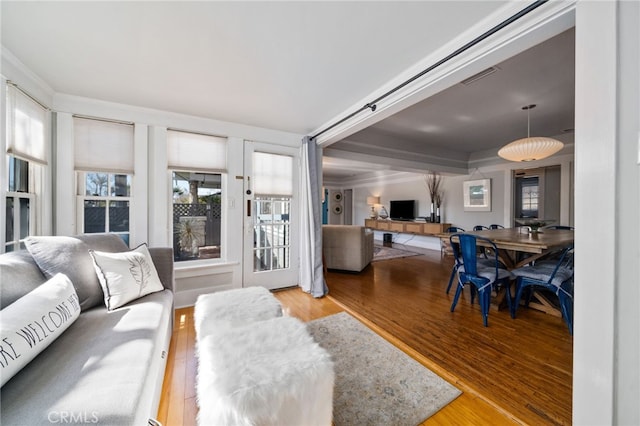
[197,316,334,425]
[194,286,283,338]
[194,287,334,426]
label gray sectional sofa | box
[0,234,174,426]
[322,225,374,272]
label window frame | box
[171,169,224,264]
[76,171,133,245]
[4,190,36,252]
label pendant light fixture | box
[498,104,564,162]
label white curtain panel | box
[74,117,134,173]
[6,85,48,165]
[299,136,327,297]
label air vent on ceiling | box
[461,66,499,86]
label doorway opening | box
[513,165,561,227]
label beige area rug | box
[307,312,461,425]
[372,245,421,262]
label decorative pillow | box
[0,273,80,387]
[24,235,129,311]
[89,244,165,311]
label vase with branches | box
[424,172,444,223]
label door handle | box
[247,199,251,217]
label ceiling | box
[324,27,576,182]
[1,2,574,182]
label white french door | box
[243,141,299,290]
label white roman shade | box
[253,152,293,197]
[6,84,48,165]
[167,130,227,173]
[74,117,134,173]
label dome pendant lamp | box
[498,104,564,162]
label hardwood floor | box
[158,247,572,425]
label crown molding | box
[1,46,55,105]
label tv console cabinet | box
[364,219,451,236]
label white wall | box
[326,189,345,225]
[344,154,574,250]
[574,1,640,424]
[1,50,304,308]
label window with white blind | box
[74,117,134,244]
[167,130,227,262]
[4,84,48,252]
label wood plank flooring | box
[157,247,572,425]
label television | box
[389,200,415,221]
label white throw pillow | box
[90,244,165,311]
[0,273,80,387]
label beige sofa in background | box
[322,225,374,272]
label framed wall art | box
[463,178,491,212]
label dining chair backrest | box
[542,244,575,282]
[455,234,499,277]
[511,244,574,333]
[473,225,489,231]
[544,225,574,230]
[449,233,513,327]
[446,226,465,233]
[489,224,505,229]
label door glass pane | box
[273,247,289,269]
[255,224,269,248]
[253,196,291,272]
[254,248,272,272]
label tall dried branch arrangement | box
[434,191,443,209]
[424,172,443,206]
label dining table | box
[438,227,575,316]
[463,227,574,269]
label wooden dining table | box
[438,227,574,316]
[463,227,574,269]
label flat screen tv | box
[389,200,415,221]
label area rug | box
[307,312,461,425]
[372,245,421,262]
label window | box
[172,171,222,261]
[520,177,539,218]
[253,196,290,271]
[4,84,48,253]
[73,117,134,245]
[5,157,35,252]
[78,172,132,245]
[167,130,227,262]
[251,152,293,272]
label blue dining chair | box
[449,234,513,326]
[472,226,491,257]
[440,226,465,272]
[543,225,574,230]
[510,244,574,334]
[445,227,505,294]
[444,226,466,294]
[446,226,465,233]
